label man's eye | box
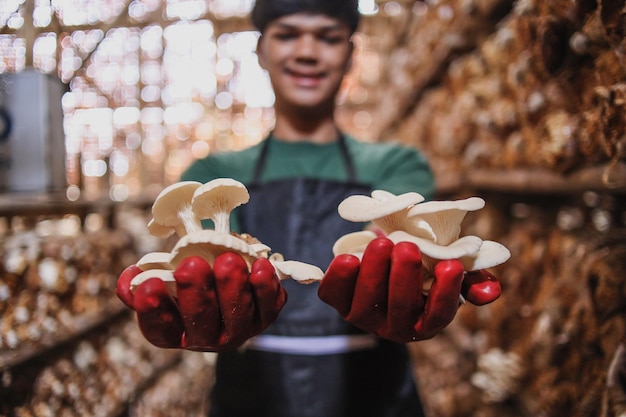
[275,33,296,40]
[321,36,342,44]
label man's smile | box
[284,68,326,87]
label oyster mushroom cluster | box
[333,190,511,276]
[130,178,324,293]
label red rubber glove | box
[318,237,465,343]
[462,269,501,306]
[116,253,287,352]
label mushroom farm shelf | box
[436,162,626,196]
[0,194,214,416]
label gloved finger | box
[249,257,287,331]
[116,264,142,308]
[346,237,394,331]
[414,259,464,339]
[385,241,425,340]
[174,256,221,349]
[462,269,501,306]
[213,252,255,348]
[133,277,185,348]
[318,254,360,317]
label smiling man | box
[178,1,441,416]
[114,0,504,415]
[177,1,436,416]
[178,3,434,415]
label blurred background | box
[0,1,625,416]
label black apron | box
[208,136,425,417]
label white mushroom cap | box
[136,252,173,271]
[338,191,425,235]
[250,242,272,258]
[151,181,203,237]
[147,218,175,239]
[387,230,510,272]
[169,229,257,267]
[192,178,250,235]
[460,240,511,271]
[387,230,484,271]
[332,230,377,258]
[269,253,324,284]
[404,197,486,245]
[130,269,177,296]
[338,190,425,222]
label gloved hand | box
[318,237,466,343]
[461,269,502,306]
[117,253,287,351]
[461,269,501,306]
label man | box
[118,1,482,416]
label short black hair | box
[251,0,360,34]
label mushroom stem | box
[212,211,231,235]
[191,178,249,236]
[178,204,203,234]
[151,181,203,238]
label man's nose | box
[294,35,319,60]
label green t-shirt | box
[181,134,434,231]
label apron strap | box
[251,134,271,182]
[338,133,358,181]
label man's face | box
[257,13,354,113]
